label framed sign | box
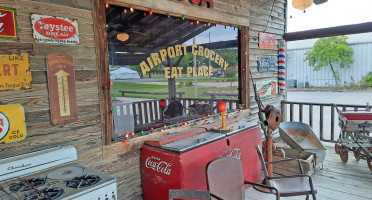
[31,14,79,45]
[46,54,77,125]
[258,57,276,72]
[259,32,275,50]
[0,104,27,144]
[0,7,18,39]
[256,79,278,99]
[0,53,32,91]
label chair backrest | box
[255,145,271,186]
[206,156,245,200]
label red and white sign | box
[259,32,276,50]
[0,7,17,38]
[145,156,172,175]
[31,14,79,45]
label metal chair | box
[169,156,279,200]
[255,145,317,200]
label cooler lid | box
[161,132,225,153]
[225,121,258,136]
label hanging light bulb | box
[196,20,199,25]
[105,3,110,9]
[124,9,127,14]
[292,0,313,11]
[149,10,153,15]
[168,14,171,18]
[130,6,134,12]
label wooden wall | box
[0,0,286,199]
[0,0,103,156]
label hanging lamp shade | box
[292,0,313,10]
[313,0,327,5]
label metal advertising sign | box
[0,104,27,144]
[0,53,32,91]
[31,14,79,45]
[256,79,278,99]
[46,54,77,125]
[258,57,276,72]
[259,32,276,50]
[0,7,18,39]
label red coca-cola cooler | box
[140,122,262,200]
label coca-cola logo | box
[145,156,172,175]
[34,18,76,40]
[219,148,241,159]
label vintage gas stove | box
[0,146,117,200]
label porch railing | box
[113,98,239,127]
[281,100,369,143]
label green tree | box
[304,36,353,87]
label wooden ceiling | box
[105,5,239,66]
[106,5,212,65]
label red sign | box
[31,14,79,45]
[0,7,17,39]
[178,0,214,8]
[259,32,276,50]
[33,17,77,40]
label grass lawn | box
[156,77,235,83]
[111,82,238,99]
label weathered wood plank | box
[29,0,93,10]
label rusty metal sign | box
[259,32,276,50]
[0,104,27,144]
[0,53,32,91]
[256,79,278,99]
[46,54,77,125]
[31,14,79,45]
[258,57,276,72]
[0,7,18,39]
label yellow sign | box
[0,104,27,143]
[0,53,32,91]
[164,66,213,78]
[139,44,230,76]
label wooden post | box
[93,0,113,145]
[238,26,250,109]
[168,58,176,99]
[266,128,273,177]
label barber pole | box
[278,40,286,95]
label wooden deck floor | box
[245,143,372,200]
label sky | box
[187,0,372,44]
[287,0,372,32]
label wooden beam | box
[93,0,113,145]
[108,0,249,27]
[284,22,372,41]
[238,26,250,109]
[110,54,149,65]
[108,44,157,53]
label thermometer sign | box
[46,54,77,125]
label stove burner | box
[9,178,46,192]
[24,187,64,200]
[66,175,101,189]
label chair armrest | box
[266,157,304,174]
[168,189,211,200]
[244,180,280,200]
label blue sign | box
[258,57,276,72]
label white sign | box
[145,156,172,175]
[31,14,79,45]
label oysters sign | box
[31,14,79,45]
